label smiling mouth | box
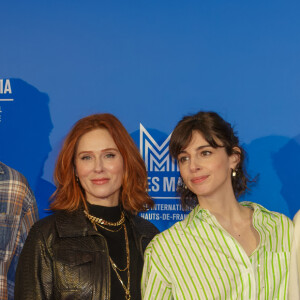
[91,178,109,185]
[191,176,209,184]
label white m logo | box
[139,124,178,172]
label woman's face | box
[178,131,238,201]
[75,128,124,207]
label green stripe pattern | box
[141,202,293,300]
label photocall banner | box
[0,75,299,232]
[0,78,187,231]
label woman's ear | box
[230,147,241,169]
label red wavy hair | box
[50,113,154,214]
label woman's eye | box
[81,155,92,160]
[201,150,212,156]
[105,153,116,159]
[179,156,189,163]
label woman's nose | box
[94,158,103,172]
[189,157,201,172]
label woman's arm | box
[141,239,173,300]
[14,223,54,300]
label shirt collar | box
[239,201,275,216]
[183,204,211,228]
[183,201,275,228]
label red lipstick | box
[191,175,209,184]
[91,178,109,185]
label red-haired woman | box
[15,113,159,300]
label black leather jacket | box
[14,209,159,300]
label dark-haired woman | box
[15,113,159,300]
[142,111,292,299]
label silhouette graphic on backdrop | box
[0,78,55,218]
[244,136,292,218]
[272,134,300,218]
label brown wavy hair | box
[50,113,154,214]
[169,111,254,209]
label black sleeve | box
[14,223,54,300]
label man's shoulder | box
[0,162,36,215]
[0,161,28,184]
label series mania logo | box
[138,124,180,200]
[133,124,189,228]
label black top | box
[87,202,143,300]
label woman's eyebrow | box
[179,144,211,154]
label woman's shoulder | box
[22,213,61,249]
[241,201,292,223]
[27,211,61,237]
[31,212,58,229]
[131,214,160,236]
[29,210,83,237]
[132,214,160,231]
[143,220,187,260]
[146,217,185,246]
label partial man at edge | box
[0,161,39,300]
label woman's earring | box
[76,175,79,183]
[183,183,188,189]
[232,170,237,177]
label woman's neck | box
[86,201,122,223]
[197,188,241,221]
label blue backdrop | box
[1,1,300,231]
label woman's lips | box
[191,175,209,184]
[91,178,109,185]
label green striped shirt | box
[142,202,293,300]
